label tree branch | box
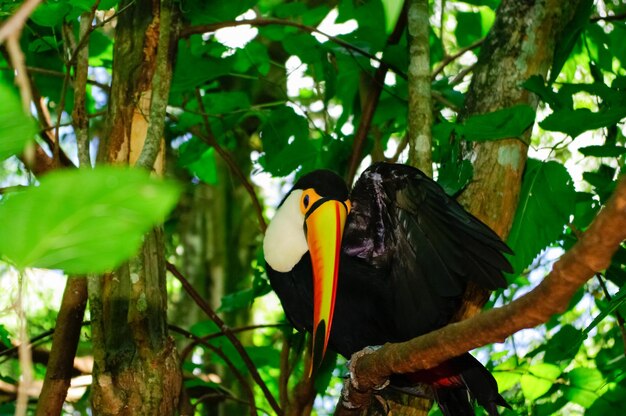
[72,4,99,168]
[337,175,626,411]
[165,261,282,415]
[0,0,43,43]
[590,12,626,22]
[345,7,407,185]
[180,18,406,78]
[135,0,177,169]
[431,38,484,80]
[35,277,88,416]
[168,326,259,416]
[176,323,287,364]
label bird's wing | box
[342,162,512,339]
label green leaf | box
[540,106,626,139]
[455,11,482,47]
[437,160,473,196]
[219,288,255,313]
[543,324,583,363]
[583,164,617,202]
[259,107,318,176]
[0,324,11,348]
[0,167,180,273]
[587,385,626,416]
[183,0,256,25]
[492,371,521,392]
[30,1,72,27]
[0,80,36,161]
[507,160,575,274]
[549,0,594,83]
[381,0,403,35]
[188,147,218,185]
[565,367,605,407]
[521,363,561,401]
[578,145,626,158]
[522,75,567,110]
[172,46,234,92]
[457,104,535,141]
[233,41,271,76]
[580,286,626,340]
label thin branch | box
[590,12,626,22]
[278,339,291,409]
[35,277,88,416]
[0,330,54,360]
[0,0,43,43]
[169,326,259,416]
[386,133,409,164]
[407,0,433,176]
[165,261,283,415]
[53,24,73,166]
[449,63,475,86]
[72,5,98,168]
[5,35,32,113]
[176,323,287,363]
[345,7,407,185]
[192,88,267,233]
[135,0,176,169]
[431,38,485,79]
[181,18,407,78]
[68,0,135,65]
[595,273,626,354]
[338,176,626,411]
[0,66,110,91]
[569,222,626,353]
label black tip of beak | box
[310,320,326,377]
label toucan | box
[263,162,512,415]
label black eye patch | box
[303,194,310,208]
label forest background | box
[1,0,626,415]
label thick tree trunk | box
[88,0,181,414]
[454,0,583,321]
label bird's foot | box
[341,346,390,410]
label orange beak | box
[304,199,349,376]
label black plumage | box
[266,162,512,415]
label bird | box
[263,162,512,415]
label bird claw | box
[340,346,390,409]
[347,345,389,388]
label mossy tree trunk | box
[88,0,181,414]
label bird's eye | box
[300,189,321,214]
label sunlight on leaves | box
[0,167,180,273]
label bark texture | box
[455,0,583,320]
[407,0,433,176]
[89,0,181,414]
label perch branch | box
[337,176,626,411]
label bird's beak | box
[304,198,350,376]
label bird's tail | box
[401,353,510,416]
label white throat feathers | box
[263,190,309,272]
